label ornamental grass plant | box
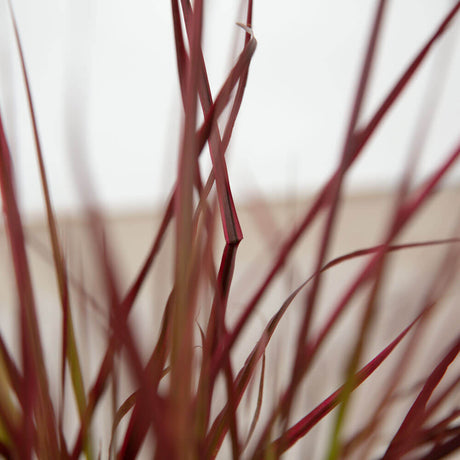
[1,0,460,459]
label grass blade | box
[244,353,266,448]
[255,314,422,457]
[6,2,92,456]
[210,1,460,384]
[0,107,58,458]
[382,335,460,459]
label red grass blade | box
[244,353,266,448]
[119,1,255,319]
[279,3,387,438]
[419,429,460,459]
[6,2,91,454]
[108,390,138,455]
[203,236,460,456]
[254,315,422,457]
[180,0,254,243]
[120,2,255,320]
[209,1,460,384]
[382,335,460,459]
[341,233,460,458]
[0,107,58,458]
[354,1,460,162]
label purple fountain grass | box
[0,1,459,459]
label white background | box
[0,0,459,217]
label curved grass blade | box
[244,353,266,448]
[342,232,460,458]
[204,237,460,456]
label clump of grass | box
[0,0,460,458]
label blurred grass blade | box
[197,244,241,457]
[108,390,139,456]
[116,291,175,457]
[354,0,460,161]
[6,3,91,456]
[0,108,58,457]
[256,315,422,457]
[342,232,460,459]
[210,1,460,383]
[244,353,265,448]
[281,2,388,441]
[382,335,460,459]
[205,237,460,456]
[121,2,255,317]
[179,0,253,244]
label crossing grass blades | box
[1,0,460,458]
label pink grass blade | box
[215,249,241,459]
[120,196,174,314]
[222,354,241,460]
[193,23,256,159]
[320,238,460,272]
[325,264,387,460]
[219,1,254,154]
